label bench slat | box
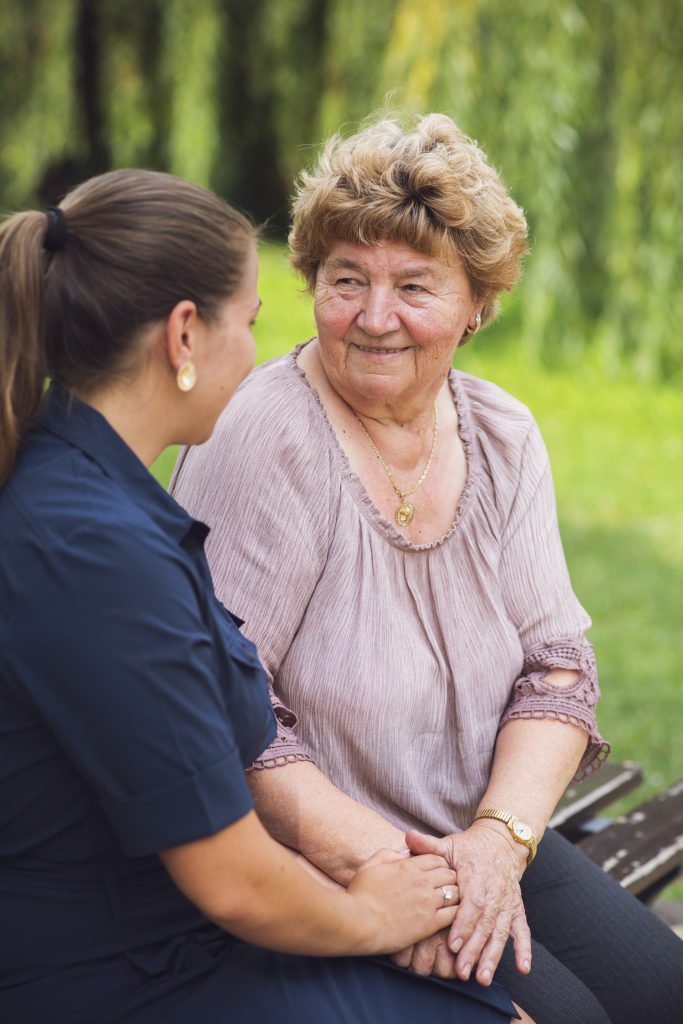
[550,761,644,838]
[576,779,683,897]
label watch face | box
[513,820,533,842]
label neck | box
[73,377,172,468]
[348,397,436,436]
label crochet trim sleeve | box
[499,637,610,779]
[247,690,314,772]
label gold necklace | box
[353,402,438,527]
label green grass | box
[153,244,683,897]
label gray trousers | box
[495,828,683,1023]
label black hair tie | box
[43,206,67,252]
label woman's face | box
[313,239,481,415]
[191,242,260,441]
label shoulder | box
[8,440,173,551]
[1,445,191,637]
[453,370,550,509]
[172,349,334,517]
[454,370,537,447]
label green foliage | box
[318,0,398,131]
[160,0,223,186]
[1,1,682,375]
[260,0,328,182]
[0,0,78,206]
[99,0,162,168]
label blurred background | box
[1,0,681,889]
[3,0,683,378]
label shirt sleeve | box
[12,519,259,857]
[170,366,334,769]
[497,420,610,778]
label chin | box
[195,425,216,446]
[353,373,406,398]
[182,419,216,448]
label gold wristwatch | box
[473,808,538,865]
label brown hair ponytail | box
[0,170,254,489]
[0,212,49,488]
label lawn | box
[153,244,683,893]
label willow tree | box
[0,0,681,377]
[0,0,79,206]
[594,0,683,379]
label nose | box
[356,286,401,337]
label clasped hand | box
[346,847,459,955]
[390,825,532,986]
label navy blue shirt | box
[0,386,275,863]
[0,389,276,1016]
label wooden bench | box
[550,760,644,841]
[550,764,683,905]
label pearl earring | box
[176,360,197,392]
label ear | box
[164,300,200,372]
[463,300,485,336]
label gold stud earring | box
[177,359,197,392]
[465,312,482,337]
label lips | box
[353,344,409,355]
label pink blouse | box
[171,348,609,836]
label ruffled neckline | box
[288,342,481,552]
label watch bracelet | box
[473,807,537,865]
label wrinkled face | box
[313,239,480,414]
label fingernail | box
[450,937,463,953]
[480,968,491,984]
[522,959,530,971]
[461,963,471,980]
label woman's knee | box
[496,938,611,1024]
[520,831,683,1023]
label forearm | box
[478,687,588,844]
[162,810,370,955]
[408,697,588,982]
[161,810,457,958]
[248,760,405,885]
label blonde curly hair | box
[289,113,528,331]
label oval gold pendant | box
[396,502,414,526]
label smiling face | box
[313,239,482,419]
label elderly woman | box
[171,115,683,1024]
